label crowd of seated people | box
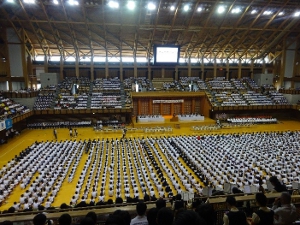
[33,92,55,110]
[2,188,299,225]
[243,77,260,90]
[243,91,274,105]
[137,115,165,123]
[1,131,300,213]
[123,77,152,91]
[207,77,236,90]
[269,91,290,105]
[227,116,277,124]
[27,121,92,129]
[0,94,30,119]
[177,114,204,121]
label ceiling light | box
[108,0,119,8]
[251,9,257,14]
[7,0,14,3]
[197,7,203,12]
[278,12,284,16]
[53,0,59,4]
[217,5,226,14]
[294,11,300,17]
[170,5,175,11]
[127,1,135,10]
[231,7,241,14]
[147,2,156,10]
[68,0,78,5]
[23,0,35,4]
[183,5,189,12]
[263,10,272,15]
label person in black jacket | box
[269,176,287,192]
[223,196,247,225]
[249,193,274,225]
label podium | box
[170,116,178,122]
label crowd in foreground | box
[0,191,298,225]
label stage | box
[132,115,216,128]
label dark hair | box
[0,221,13,225]
[115,197,123,204]
[157,208,174,225]
[147,208,158,225]
[136,201,147,216]
[106,199,114,205]
[33,213,47,225]
[173,210,206,225]
[60,203,70,209]
[156,199,166,209]
[59,214,72,225]
[7,207,15,213]
[176,194,182,201]
[105,214,124,225]
[112,210,131,225]
[225,196,236,206]
[269,176,279,184]
[255,193,267,207]
[80,217,95,225]
[86,212,97,224]
[232,187,243,194]
[195,203,215,225]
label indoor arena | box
[1,1,300,225]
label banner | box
[153,99,184,104]
[5,118,12,130]
[0,120,5,131]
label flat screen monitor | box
[153,45,180,65]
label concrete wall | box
[253,73,274,86]
[283,94,300,104]
[11,97,36,110]
[40,73,60,87]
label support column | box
[188,58,191,77]
[250,59,254,79]
[226,59,229,80]
[90,50,94,81]
[238,59,242,79]
[213,58,217,78]
[279,40,287,88]
[175,66,178,81]
[201,58,204,80]
[60,55,64,80]
[75,55,79,77]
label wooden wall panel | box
[174,103,182,115]
[184,99,192,114]
[152,104,160,114]
[133,99,138,116]
[124,69,134,79]
[165,69,174,79]
[140,99,149,115]
[162,104,171,115]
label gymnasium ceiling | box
[1,0,300,62]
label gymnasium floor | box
[0,118,300,211]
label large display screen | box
[153,45,180,65]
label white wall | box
[284,42,296,78]
[7,28,24,78]
[283,94,300,104]
[40,73,60,87]
[253,73,274,86]
[12,82,25,91]
[0,82,8,91]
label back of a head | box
[195,203,215,225]
[157,208,174,225]
[173,210,207,225]
[269,176,279,184]
[115,197,123,204]
[280,192,291,204]
[225,196,236,207]
[232,187,243,194]
[136,201,147,216]
[59,214,72,225]
[156,199,166,210]
[0,221,13,225]
[33,213,47,225]
[176,194,182,201]
[255,193,267,207]
[80,217,95,225]
[147,208,158,225]
[86,212,97,224]
[112,210,131,225]
[105,214,124,225]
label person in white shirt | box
[272,192,297,225]
[130,201,148,225]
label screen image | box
[153,45,180,65]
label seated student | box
[172,194,185,211]
[269,176,287,192]
[130,201,148,225]
[223,196,247,225]
[248,193,273,225]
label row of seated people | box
[227,117,277,124]
[123,77,152,90]
[33,92,55,110]
[0,94,30,119]
[27,121,92,129]
[93,78,121,91]
[3,190,299,225]
[269,91,290,105]
[1,131,300,210]
[243,77,260,90]
[137,115,165,123]
[90,92,122,109]
[54,93,88,109]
